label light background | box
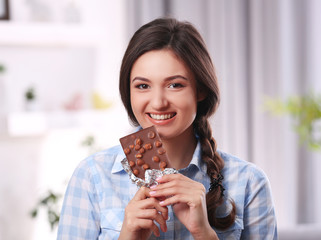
[0,0,320,239]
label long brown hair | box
[119,17,236,229]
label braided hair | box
[119,17,236,229]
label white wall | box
[0,1,131,239]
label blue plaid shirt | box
[57,142,277,239]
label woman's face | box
[130,49,202,140]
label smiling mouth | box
[149,113,176,120]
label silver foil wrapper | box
[121,158,178,187]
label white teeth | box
[150,113,174,120]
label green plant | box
[0,64,5,73]
[81,135,102,154]
[30,135,102,231]
[30,190,61,231]
[265,92,321,151]
[25,87,36,101]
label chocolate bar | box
[119,126,171,180]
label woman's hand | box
[119,186,168,240]
[149,174,218,240]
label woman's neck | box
[162,127,197,170]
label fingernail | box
[159,201,165,205]
[156,176,162,181]
[150,185,157,189]
[150,191,156,196]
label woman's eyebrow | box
[131,77,150,82]
[166,75,188,81]
[132,75,188,82]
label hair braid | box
[194,117,236,230]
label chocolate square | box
[119,126,171,180]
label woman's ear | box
[197,88,207,102]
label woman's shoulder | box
[75,144,125,176]
[92,144,125,162]
[218,150,269,182]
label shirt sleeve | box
[241,167,278,240]
[57,159,101,240]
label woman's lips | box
[149,113,176,120]
[147,113,176,125]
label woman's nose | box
[151,89,168,110]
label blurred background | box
[0,0,320,239]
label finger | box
[159,194,185,207]
[156,174,173,184]
[132,186,150,201]
[150,184,194,201]
[138,196,168,219]
[159,191,206,208]
[150,185,183,197]
[134,208,167,233]
[135,208,160,219]
[130,196,168,224]
[153,175,205,197]
[153,211,168,233]
[152,223,161,237]
[156,175,193,191]
[136,219,160,237]
[156,173,189,184]
[149,198,168,221]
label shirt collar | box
[111,150,126,174]
[182,140,207,175]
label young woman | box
[57,18,277,240]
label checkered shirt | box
[57,142,277,239]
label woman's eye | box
[136,84,149,89]
[169,83,184,88]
